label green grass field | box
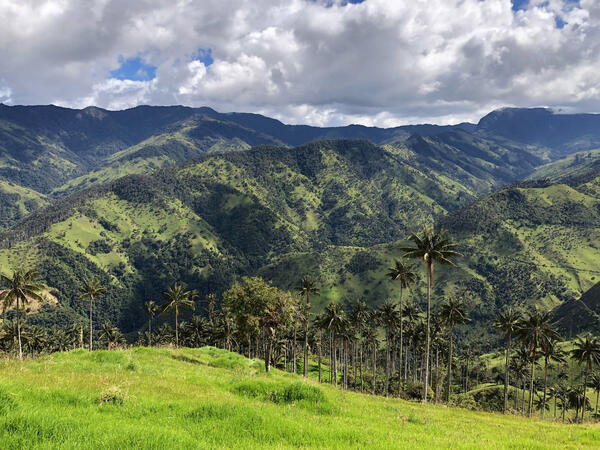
[0,347,598,449]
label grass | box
[0,347,598,449]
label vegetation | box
[0,347,598,448]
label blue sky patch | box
[110,56,157,81]
[511,0,529,11]
[195,48,214,66]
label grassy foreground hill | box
[0,346,597,449]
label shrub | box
[448,393,478,410]
[98,386,126,406]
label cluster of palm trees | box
[2,227,600,423]
[494,308,600,422]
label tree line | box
[2,227,600,423]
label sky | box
[0,0,599,127]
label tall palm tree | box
[318,302,346,386]
[295,276,320,378]
[144,301,159,346]
[589,372,600,418]
[377,300,399,396]
[160,283,197,348]
[570,334,600,423]
[400,227,461,402]
[493,307,522,413]
[0,269,45,359]
[438,296,468,403]
[79,279,106,352]
[517,309,560,417]
[539,339,565,419]
[386,260,416,381]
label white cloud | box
[0,0,599,125]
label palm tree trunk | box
[399,286,403,381]
[528,359,535,417]
[148,318,152,346]
[424,261,432,402]
[503,334,511,413]
[435,346,440,403]
[303,294,309,378]
[265,334,273,373]
[372,344,377,394]
[16,295,23,360]
[542,357,548,419]
[385,329,390,396]
[293,327,297,374]
[175,306,179,348]
[582,370,588,423]
[446,328,453,403]
[89,295,93,352]
[318,338,322,383]
[595,389,599,417]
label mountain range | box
[2,103,600,343]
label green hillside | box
[0,346,596,449]
[439,173,600,338]
[1,140,461,331]
[0,180,48,229]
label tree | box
[224,277,295,372]
[386,260,417,382]
[0,269,46,359]
[295,276,320,378]
[517,309,560,418]
[492,307,521,413]
[377,300,399,396]
[589,372,600,418]
[539,339,565,419]
[144,301,160,346]
[438,296,468,403]
[570,334,600,423]
[400,227,461,402]
[318,302,347,386]
[160,283,197,348]
[78,279,106,352]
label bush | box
[98,386,126,406]
[448,393,478,410]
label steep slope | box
[0,180,48,229]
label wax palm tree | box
[493,307,521,413]
[517,309,560,417]
[589,372,600,418]
[377,300,399,396]
[295,276,320,378]
[144,301,159,346]
[539,339,566,419]
[160,283,197,348]
[318,302,347,385]
[438,296,469,403]
[0,269,46,359]
[399,227,461,402]
[79,279,106,352]
[570,334,600,422]
[349,300,370,390]
[386,260,416,381]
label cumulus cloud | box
[0,0,599,126]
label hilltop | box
[0,346,596,449]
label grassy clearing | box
[0,347,597,449]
